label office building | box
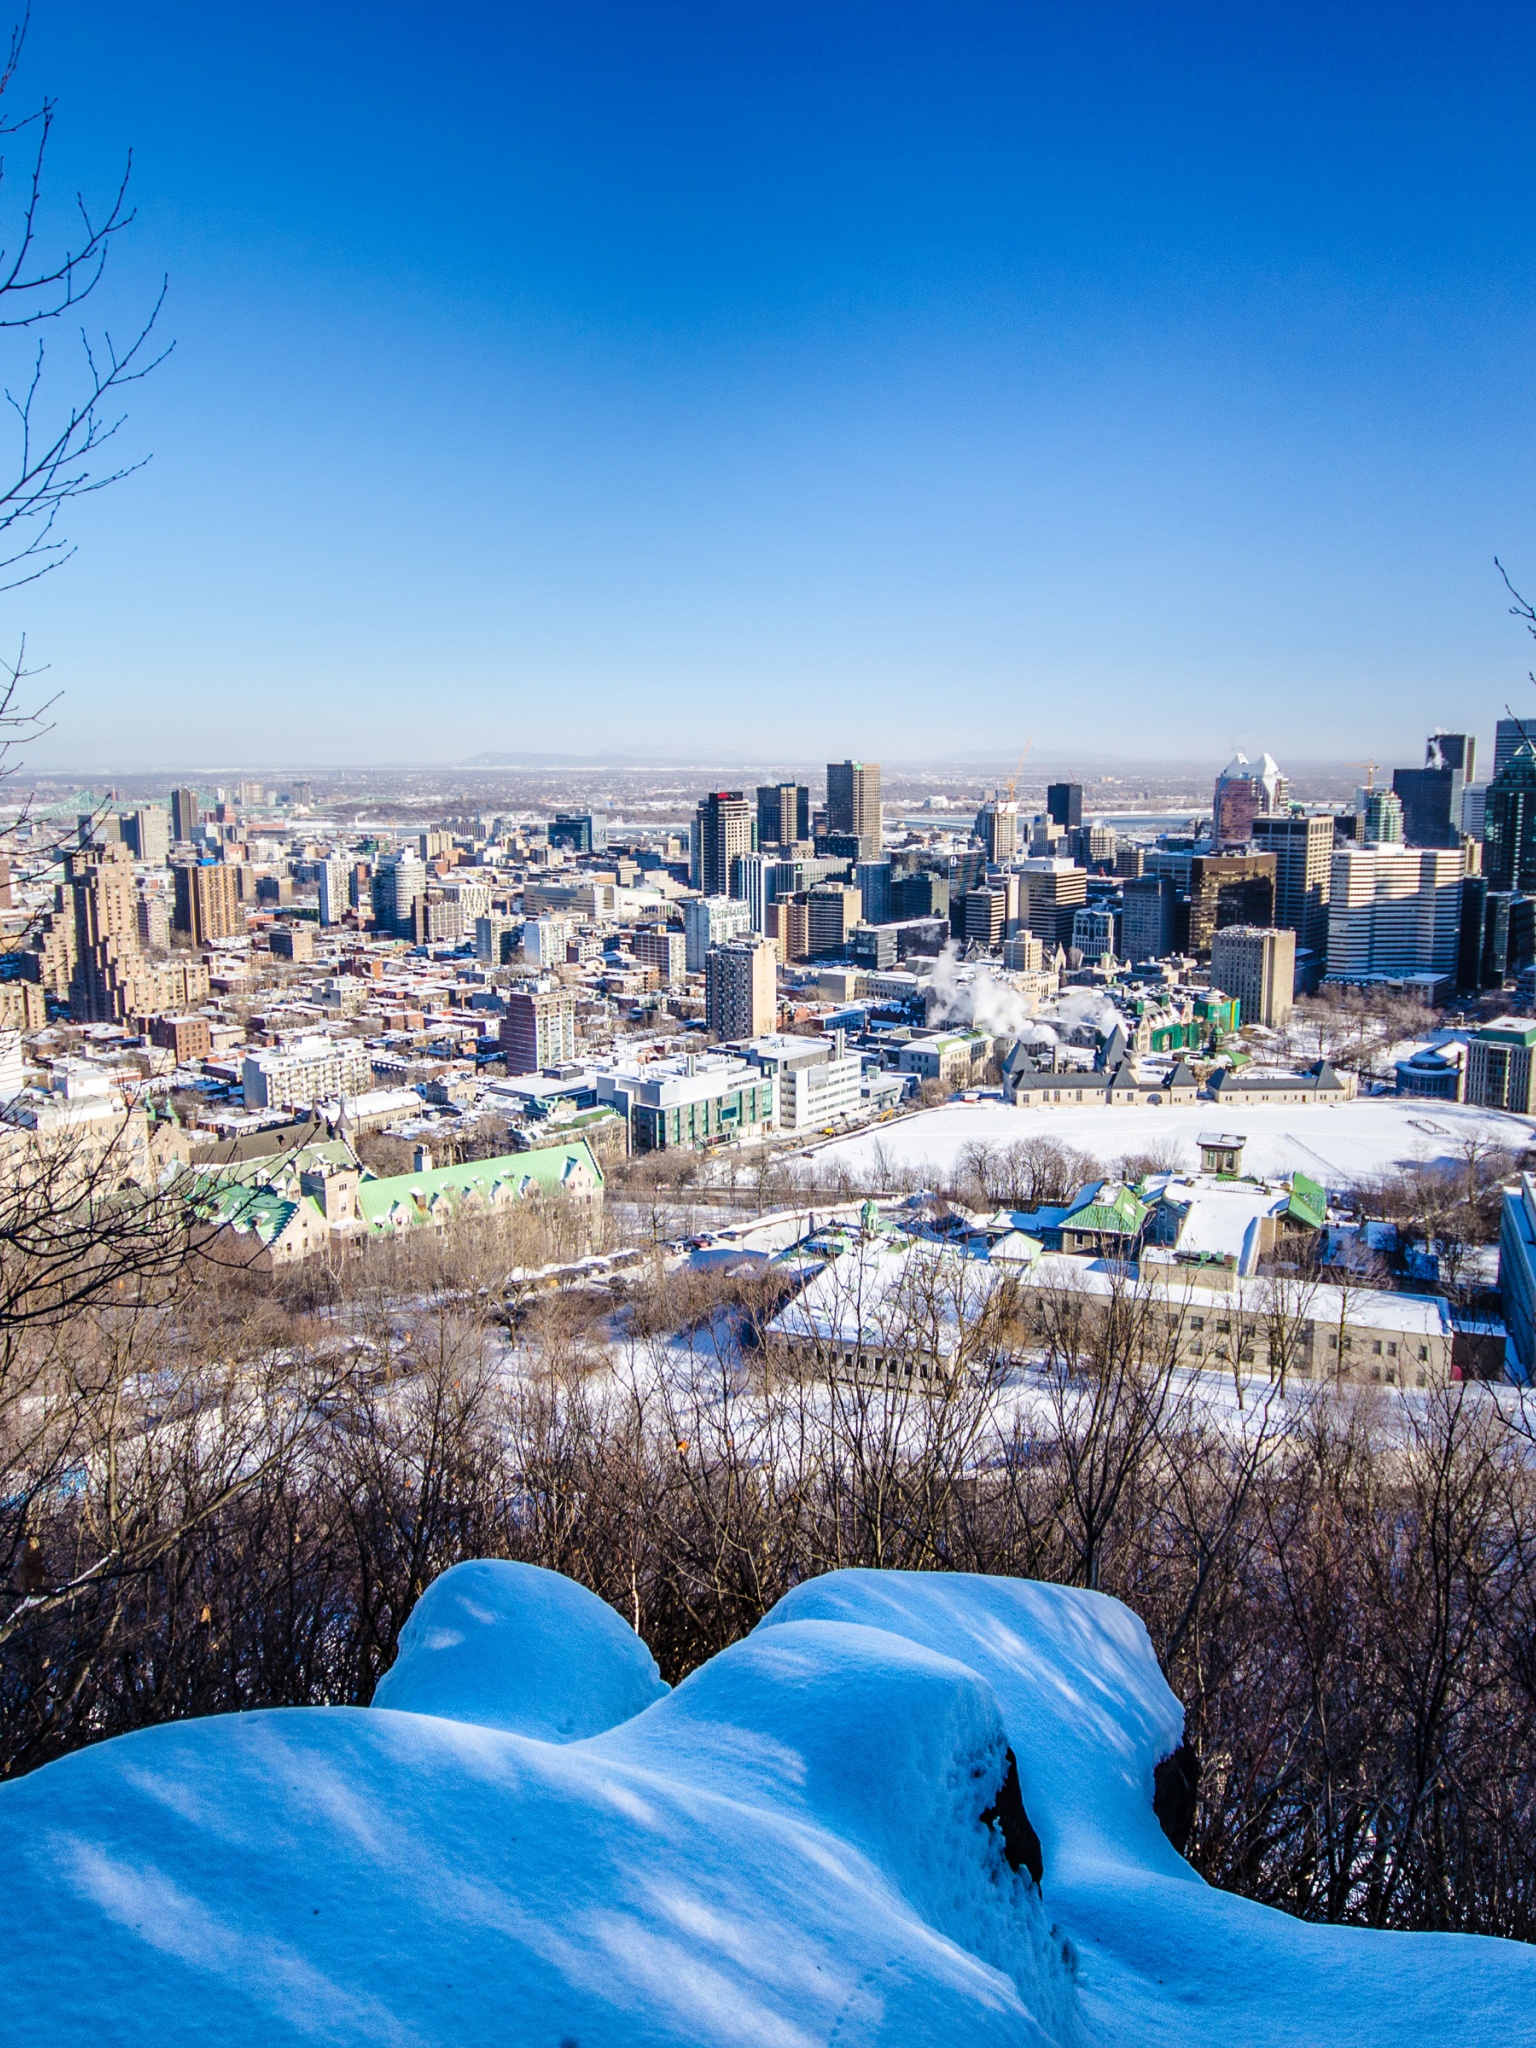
[1067,823,1118,870]
[1500,1174,1536,1379]
[826,759,881,852]
[1071,905,1116,961]
[499,990,578,1075]
[964,887,1007,949]
[732,851,776,934]
[1393,732,1471,851]
[690,791,755,898]
[684,893,752,972]
[242,1037,372,1110]
[1462,784,1488,840]
[1483,742,1536,894]
[1120,875,1177,962]
[1325,846,1463,984]
[1016,858,1088,947]
[1186,853,1276,954]
[1495,719,1536,779]
[756,783,810,849]
[974,799,1020,864]
[1467,1018,1536,1115]
[851,922,899,970]
[598,1053,776,1151]
[371,851,427,936]
[741,1034,863,1132]
[890,870,948,921]
[855,859,891,926]
[1251,812,1333,956]
[170,787,200,844]
[1213,754,1287,847]
[1211,926,1296,1029]
[1362,787,1404,844]
[548,811,607,854]
[1046,782,1083,830]
[173,861,242,947]
[805,882,861,956]
[317,856,349,926]
[122,806,170,866]
[705,936,778,1040]
[632,927,688,987]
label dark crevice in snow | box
[1153,1740,1201,1855]
[980,1746,1043,1885]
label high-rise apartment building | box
[1483,742,1536,894]
[684,893,752,972]
[704,936,778,1040]
[474,912,517,966]
[825,760,881,852]
[632,927,688,988]
[1250,813,1333,957]
[499,990,578,1075]
[317,856,349,926]
[1213,754,1287,846]
[63,842,210,1024]
[122,807,170,866]
[755,783,810,849]
[1046,782,1083,830]
[170,788,200,844]
[1186,853,1276,954]
[1325,846,1464,984]
[690,791,755,898]
[371,852,427,937]
[172,861,242,947]
[1210,926,1296,1029]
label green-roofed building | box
[355,1140,603,1235]
[1057,1182,1151,1257]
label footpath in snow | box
[3,1558,1531,2047]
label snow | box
[371,1559,668,1739]
[824,1096,1534,1189]
[3,1562,1532,2046]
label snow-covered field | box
[815,1096,1533,1190]
[5,1558,1530,2046]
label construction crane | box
[1347,760,1380,791]
[1003,736,1035,803]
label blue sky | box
[12,1,1536,771]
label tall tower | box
[170,788,200,843]
[690,791,755,898]
[826,760,881,852]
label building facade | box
[690,791,755,898]
[1466,1017,1536,1115]
[705,936,778,1040]
[826,759,881,852]
[684,893,752,972]
[1250,812,1333,957]
[1210,925,1296,1028]
[1325,845,1464,984]
[499,990,578,1076]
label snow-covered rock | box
[371,1558,667,1739]
[2,1564,1532,2047]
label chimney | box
[413,1143,433,1173]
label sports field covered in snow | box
[3,1559,1530,2047]
[814,1096,1533,1189]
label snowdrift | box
[2,1560,1531,2046]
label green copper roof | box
[1287,1173,1327,1231]
[355,1140,603,1231]
[1065,1184,1149,1238]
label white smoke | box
[926,942,1041,1039]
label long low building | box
[767,1235,1457,1390]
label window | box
[1387,1342,1398,1358]
[1372,1340,1382,1355]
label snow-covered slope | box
[3,1562,1531,2046]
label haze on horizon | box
[15,2,1536,771]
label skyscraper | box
[1211,926,1296,1029]
[1495,718,1536,778]
[1186,853,1276,954]
[1325,846,1464,983]
[1212,754,1287,847]
[1393,731,1472,850]
[690,791,755,897]
[1484,742,1536,893]
[825,760,881,852]
[1251,812,1333,957]
[1046,782,1082,830]
[974,799,1020,864]
[755,783,809,849]
[317,856,349,926]
[173,862,242,947]
[170,788,200,843]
